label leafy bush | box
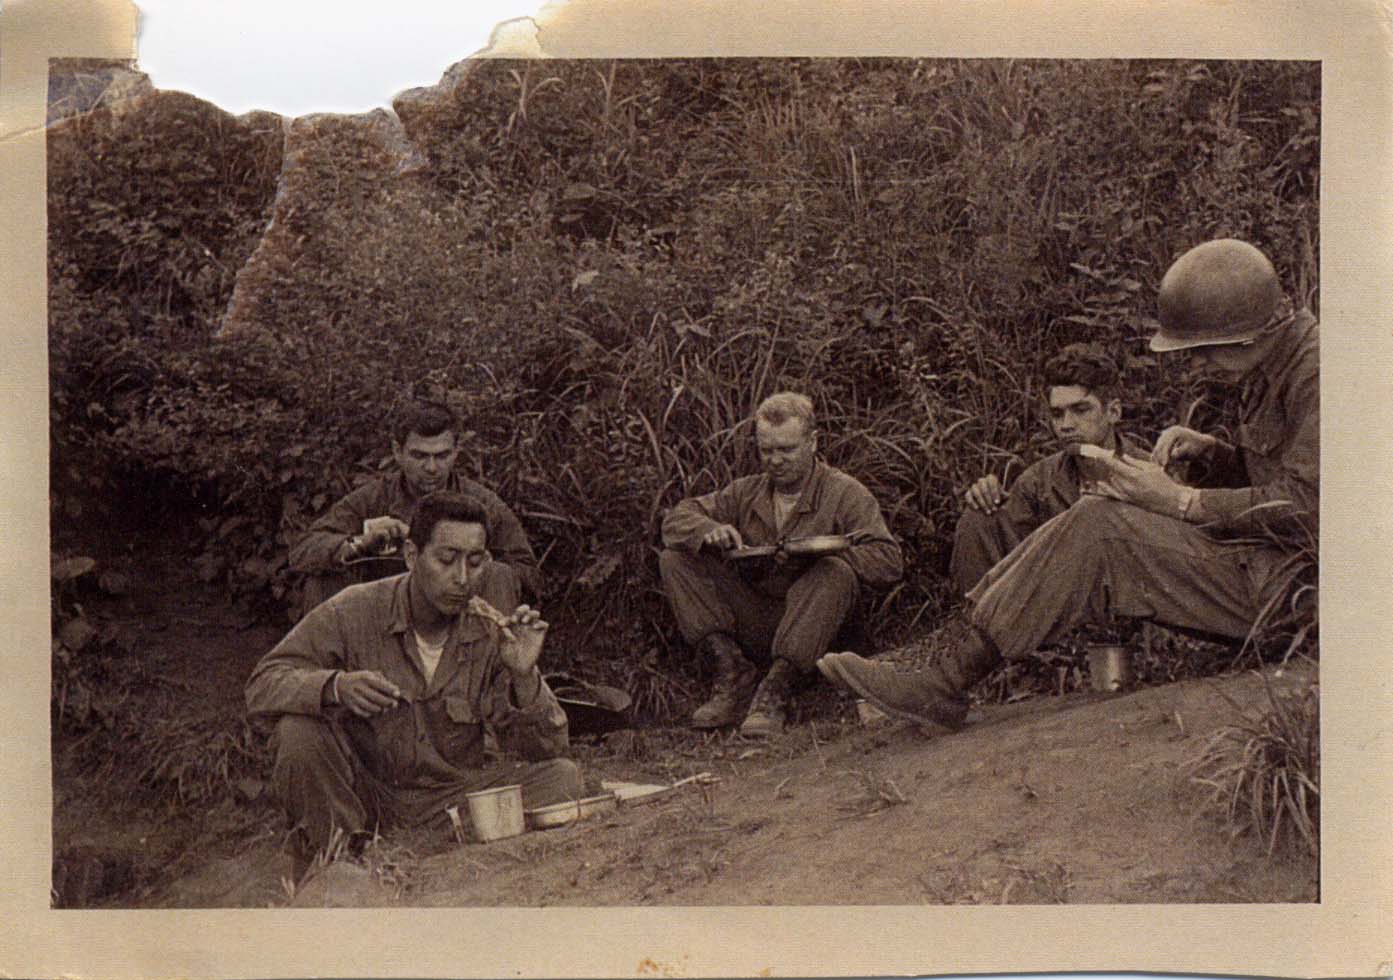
[49,58,1320,717]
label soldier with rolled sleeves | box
[949,343,1151,597]
[660,392,904,737]
[821,239,1318,732]
[289,401,541,615]
[249,491,582,882]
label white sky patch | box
[134,0,544,116]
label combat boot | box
[738,658,797,738]
[690,633,759,729]
[817,625,1001,733]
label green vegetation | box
[49,58,1319,722]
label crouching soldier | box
[660,392,904,737]
[248,491,582,882]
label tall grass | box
[1190,677,1320,857]
[49,58,1321,716]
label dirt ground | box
[52,555,1318,909]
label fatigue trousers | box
[966,496,1286,661]
[657,549,858,670]
[271,715,583,860]
[302,561,522,620]
[948,507,1036,597]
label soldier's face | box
[1187,340,1263,383]
[404,519,491,618]
[394,430,459,495]
[757,417,817,493]
[1047,385,1119,447]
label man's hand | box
[1152,426,1220,468]
[362,516,410,552]
[963,475,1007,514]
[1083,456,1189,518]
[497,605,547,707]
[334,670,404,718]
[700,524,744,551]
[498,605,548,676]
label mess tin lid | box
[781,534,851,556]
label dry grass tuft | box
[1189,676,1319,857]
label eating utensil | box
[725,534,852,561]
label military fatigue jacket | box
[289,471,542,598]
[246,574,568,788]
[987,431,1152,534]
[662,460,904,591]
[1194,311,1319,548]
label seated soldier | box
[660,392,904,737]
[248,491,583,882]
[820,239,1318,733]
[949,343,1150,596]
[289,401,540,614]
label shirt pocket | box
[433,694,485,770]
[1237,417,1282,477]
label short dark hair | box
[408,491,490,548]
[392,401,456,446]
[1042,343,1120,401]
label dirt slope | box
[151,663,1318,908]
[52,547,1314,908]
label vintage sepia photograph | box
[12,0,1393,976]
[46,51,1322,911]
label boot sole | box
[737,714,783,738]
[818,656,967,734]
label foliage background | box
[48,57,1319,722]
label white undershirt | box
[413,630,446,684]
[772,490,801,533]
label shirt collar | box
[1244,310,1316,402]
[787,459,827,512]
[390,469,462,507]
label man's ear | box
[1104,398,1122,424]
[402,538,418,571]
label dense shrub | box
[49,58,1319,717]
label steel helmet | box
[1151,239,1282,352]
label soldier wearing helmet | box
[818,239,1319,734]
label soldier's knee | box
[658,547,700,586]
[809,556,858,594]
[272,715,335,770]
[525,757,584,804]
[545,757,583,794]
[1063,495,1120,533]
[955,507,995,541]
[1056,496,1147,561]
